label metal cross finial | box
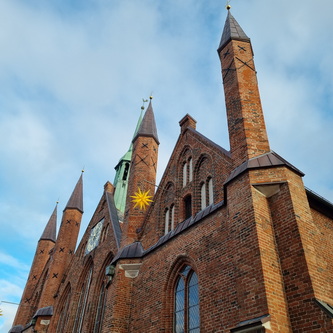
[226,0,232,10]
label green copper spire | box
[113,106,144,213]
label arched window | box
[165,205,175,234]
[184,196,192,219]
[170,205,175,231]
[122,162,130,181]
[208,178,213,206]
[165,208,170,234]
[188,158,193,182]
[93,282,106,333]
[72,266,93,333]
[56,287,71,333]
[183,163,187,187]
[174,266,200,332]
[200,183,206,210]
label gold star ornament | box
[131,188,153,210]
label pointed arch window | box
[208,178,213,206]
[165,205,175,234]
[183,163,187,187]
[188,158,193,182]
[174,265,200,332]
[93,282,106,333]
[72,266,93,333]
[165,208,170,234]
[56,288,71,333]
[184,195,192,219]
[200,183,206,210]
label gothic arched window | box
[174,265,200,333]
[183,162,188,187]
[93,282,106,333]
[72,266,93,332]
[165,205,175,234]
[200,182,206,210]
[56,287,71,333]
[208,177,214,206]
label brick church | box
[10,8,333,333]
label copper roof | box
[218,11,250,53]
[40,204,57,242]
[64,173,83,213]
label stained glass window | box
[174,266,200,333]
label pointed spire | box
[40,203,57,242]
[217,10,250,53]
[64,173,83,213]
[133,98,159,144]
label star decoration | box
[131,188,153,210]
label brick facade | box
[11,10,333,333]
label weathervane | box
[142,98,148,109]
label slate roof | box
[218,11,250,53]
[40,204,57,242]
[65,173,83,213]
[106,191,122,249]
[225,151,304,185]
[111,201,225,264]
[33,305,53,318]
[133,100,159,144]
[8,325,24,333]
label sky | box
[1,0,333,330]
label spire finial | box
[226,0,231,10]
[149,95,153,100]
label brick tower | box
[37,173,83,309]
[217,9,333,332]
[12,204,57,327]
[218,9,270,167]
[122,97,159,245]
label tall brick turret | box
[38,173,83,308]
[218,9,270,167]
[13,204,57,327]
[122,97,159,245]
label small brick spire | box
[64,173,83,213]
[40,203,57,242]
[133,99,159,144]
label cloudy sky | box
[1,0,333,330]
